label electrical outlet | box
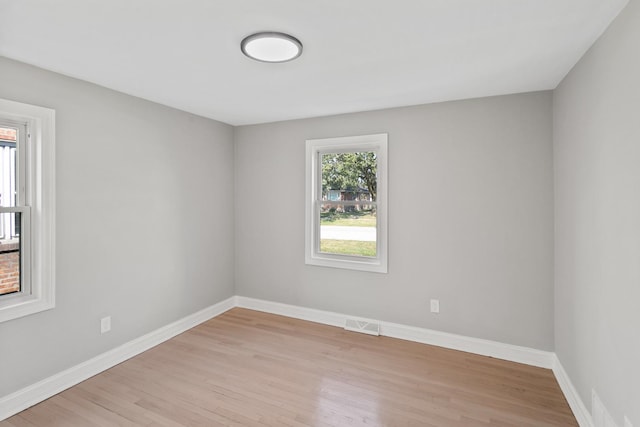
[430,299,440,313]
[625,416,633,427]
[100,316,111,334]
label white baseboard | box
[1,295,587,425]
[0,296,235,421]
[235,296,555,369]
[381,320,554,369]
[551,363,622,427]
[552,355,593,427]
[236,295,345,328]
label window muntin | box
[306,134,387,273]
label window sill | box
[306,253,388,273]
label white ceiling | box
[0,0,628,125]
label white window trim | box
[0,98,56,323]
[305,133,388,273]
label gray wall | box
[235,92,554,350]
[0,57,235,396]
[554,0,640,423]
[1,2,636,417]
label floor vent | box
[345,319,380,336]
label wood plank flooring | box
[1,308,577,426]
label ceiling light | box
[241,32,303,63]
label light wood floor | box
[2,308,577,426]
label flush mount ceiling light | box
[241,32,303,63]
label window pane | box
[0,211,21,296]
[320,151,378,258]
[0,125,18,208]
[320,203,377,257]
[0,126,17,142]
[321,152,377,202]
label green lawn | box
[320,239,376,257]
[320,210,376,227]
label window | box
[0,98,55,322]
[306,133,388,273]
[0,120,29,298]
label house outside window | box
[0,98,55,323]
[305,133,388,273]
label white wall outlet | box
[430,299,440,314]
[625,416,633,427]
[100,316,111,334]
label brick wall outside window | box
[0,249,19,295]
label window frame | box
[0,98,55,323]
[305,133,388,273]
